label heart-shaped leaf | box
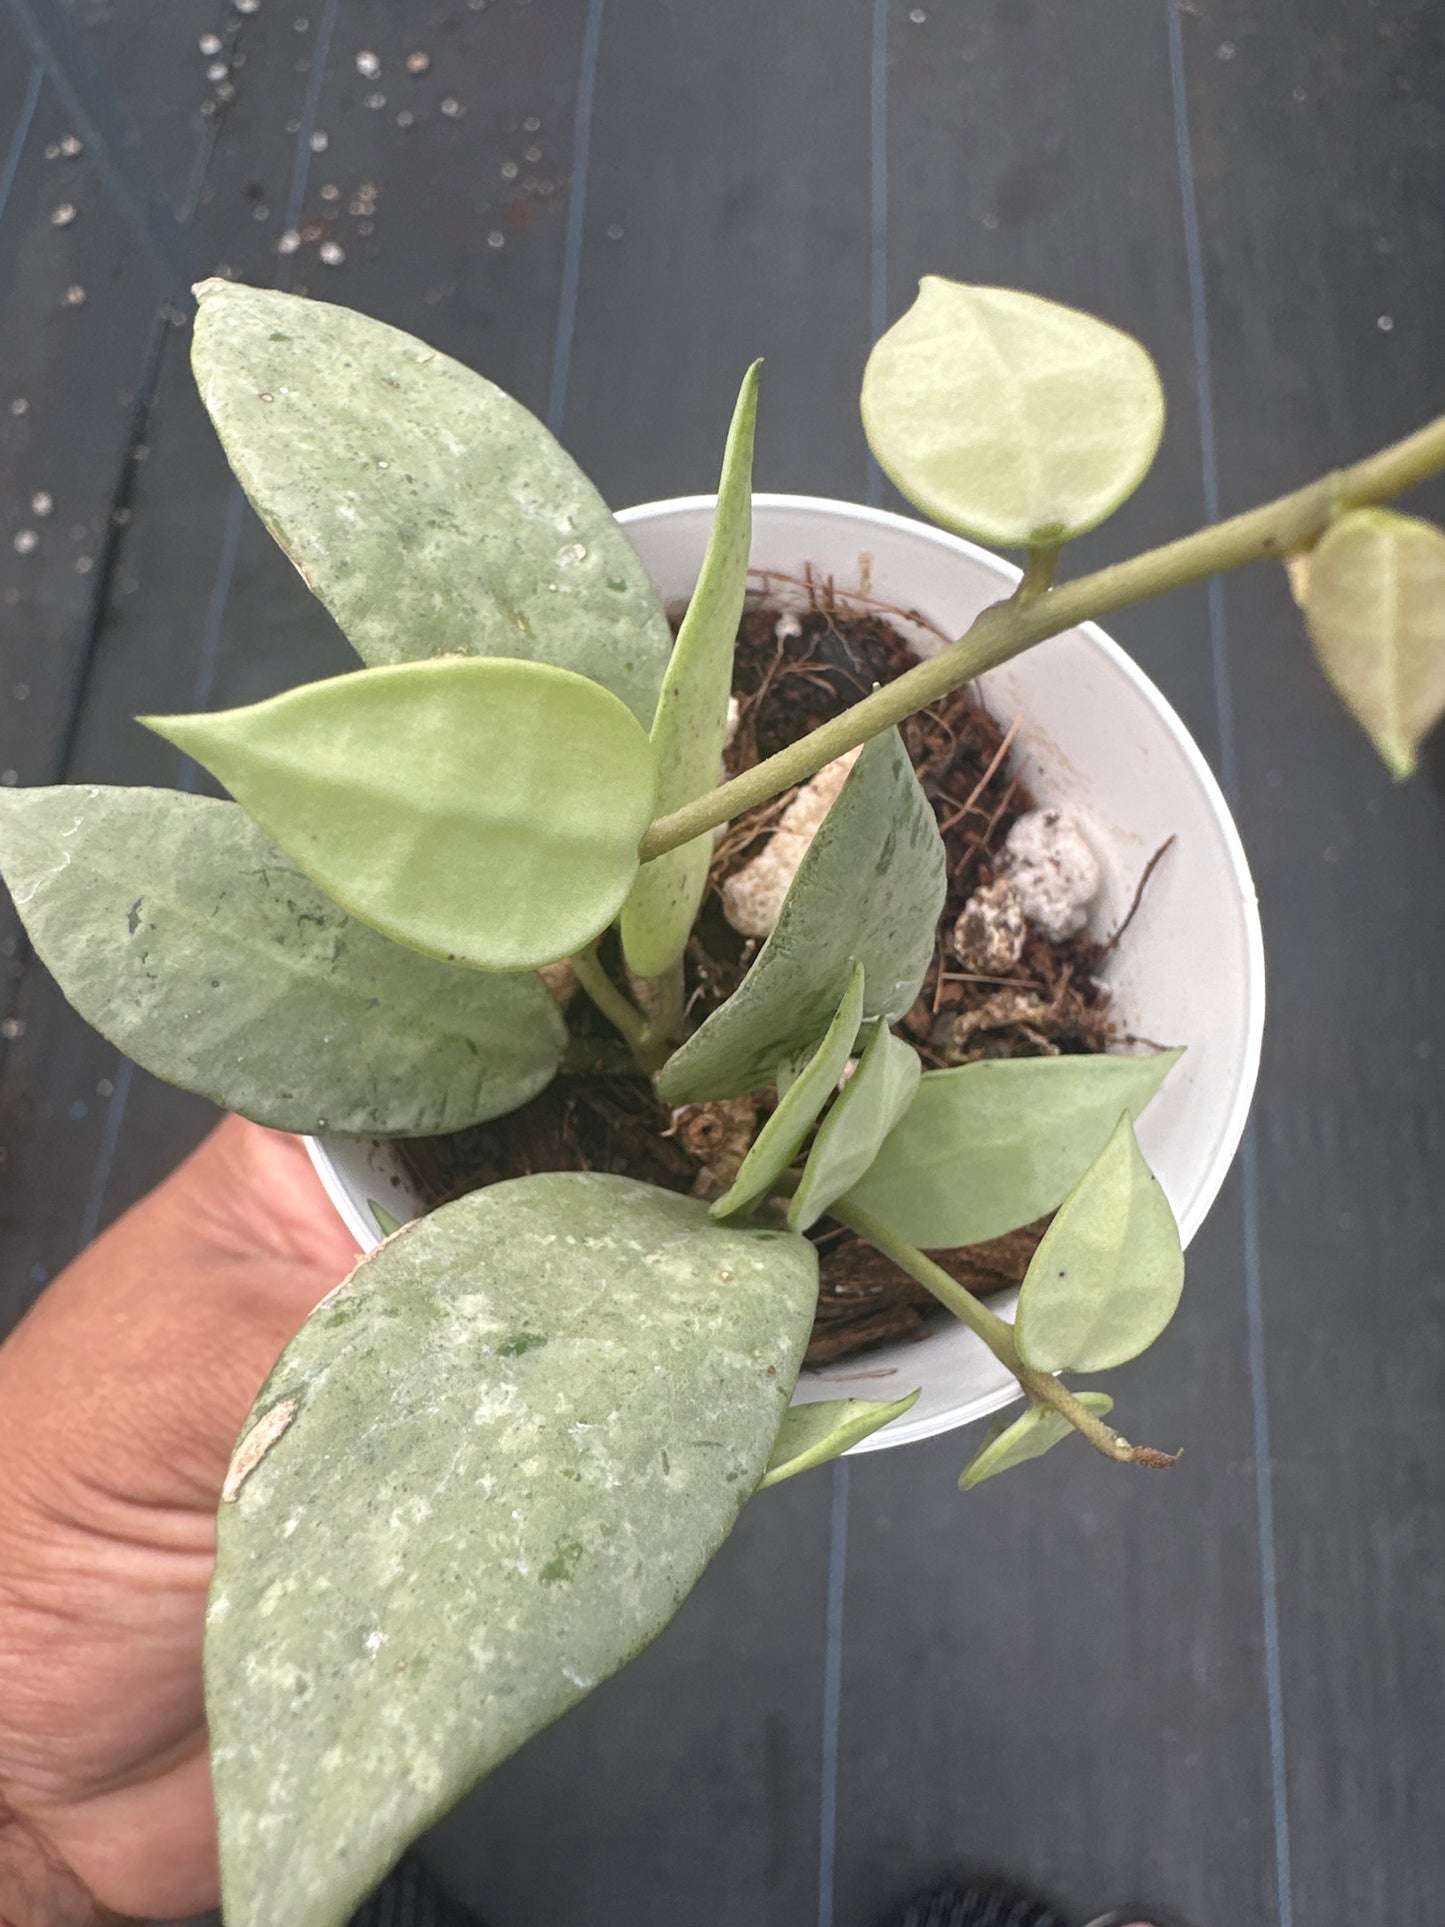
[788,1023,921,1231]
[1300,507,1445,778]
[760,1390,922,1486]
[658,729,944,1102]
[862,278,1166,546]
[958,1392,1115,1490]
[621,365,759,977]
[710,960,865,1221]
[1013,1112,1184,1373]
[144,658,656,972]
[840,1048,1181,1249]
[191,281,673,724]
[0,787,565,1133]
[207,1172,818,1927]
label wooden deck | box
[3,4,1444,1923]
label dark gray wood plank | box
[1186,6,1445,1925]
[832,9,1276,1922]
[560,0,875,506]
[423,1478,830,1927]
[414,4,875,1919]
[0,6,331,1320]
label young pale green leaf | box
[658,730,944,1103]
[191,281,672,724]
[841,1048,1182,1249]
[861,278,1166,547]
[788,1023,922,1231]
[621,365,760,978]
[369,1201,405,1236]
[207,1172,818,1927]
[959,1392,1115,1491]
[760,1390,922,1487]
[710,960,865,1221]
[144,658,656,972]
[0,786,565,1134]
[1300,508,1445,779]
[1013,1112,1184,1373]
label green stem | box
[568,946,654,1060]
[1015,541,1061,602]
[831,1199,1176,1469]
[637,410,1445,863]
[639,955,686,1049]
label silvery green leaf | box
[658,730,944,1103]
[959,1392,1115,1490]
[0,786,565,1134]
[1300,507,1445,779]
[841,1048,1181,1248]
[191,281,672,724]
[207,1172,818,1927]
[145,658,656,972]
[862,278,1166,546]
[788,1023,921,1231]
[760,1390,922,1486]
[621,365,759,976]
[710,960,865,1221]
[1014,1112,1184,1373]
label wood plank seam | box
[1164,10,1295,1927]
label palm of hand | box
[0,1120,358,1924]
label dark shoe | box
[883,1875,1069,1927]
[1083,1913,1198,1927]
[348,1855,492,1927]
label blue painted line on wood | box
[79,3,342,1245]
[0,60,42,232]
[816,12,892,1915]
[2,0,199,296]
[866,0,889,509]
[548,0,606,437]
[176,486,247,795]
[280,0,340,246]
[1166,12,1293,1927]
[817,1459,850,1927]
[76,1057,133,1248]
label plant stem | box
[639,956,686,1056]
[831,1199,1177,1469]
[638,410,1445,863]
[1016,541,1061,601]
[568,945,654,1059]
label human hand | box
[0,1118,359,1925]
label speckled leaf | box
[760,1390,921,1486]
[191,281,672,724]
[958,1392,1115,1490]
[1300,508,1445,778]
[788,1023,922,1231]
[0,786,564,1133]
[710,961,864,1221]
[1014,1113,1184,1373]
[657,731,944,1102]
[145,658,656,972]
[862,278,1165,546]
[207,1173,818,1927]
[621,365,759,977]
[841,1048,1181,1248]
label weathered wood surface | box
[2,4,1443,1925]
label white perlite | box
[1000,808,1100,941]
[952,875,1027,974]
[721,747,862,937]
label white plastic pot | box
[307,494,1265,1452]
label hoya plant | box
[3,274,1444,1927]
